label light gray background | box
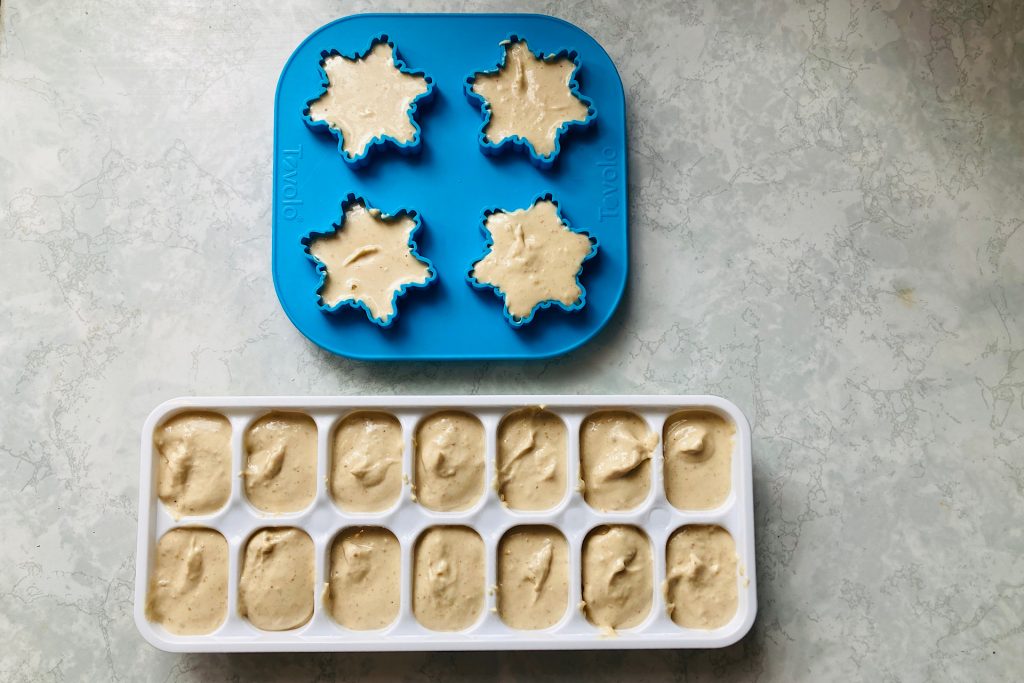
[2,0,1022,680]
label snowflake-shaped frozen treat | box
[468,195,597,326]
[466,36,595,166]
[304,36,434,165]
[303,195,435,327]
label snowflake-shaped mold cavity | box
[302,194,436,328]
[465,35,596,169]
[468,194,597,326]
[303,35,435,167]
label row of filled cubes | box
[153,407,735,517]
[146,523,740,636]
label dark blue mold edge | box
[464,33,598,170]
[302,34,436,168]
[467,192,599,327]
[301,193,437,328]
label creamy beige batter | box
[497,526,568,629]
[414,411,485,511]
[470,39,591,157]
[238,528,314,631]
[145,527,228,635]
[307,42,430,160]
[663,410,735,510]
[243,412,317,513]
[307,201,433,325]
[413,526,485,631]
[580,411,658,511]
[154,411,231,518]
[496,407,567,510]
[330,411,403,512]
[665,525,738,629]
[582,525,653,631]
[471,199,593,321]
[327,527,400,630]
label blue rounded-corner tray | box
[272,13,627,361]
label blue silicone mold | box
[467,193,598,327]
[302,35,436,168]
[465,35,597,169]
[273,13,627,360]
[301,193,436,328]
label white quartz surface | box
[1,0,1022,680]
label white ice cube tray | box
[134,395,756,652]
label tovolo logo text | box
[280,145,303,220]
[597,146,620,221]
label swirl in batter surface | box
[496,407,567,510]
[330,411,403,512]
[327,527,400,630]
[470,198,594,323]
[469,38,592,158]
[307,200,433,325]
[497,526,568,629]
[413,526,484,631]
[307,41,430,160]
[243,412,317,513]
[665,525,738,629]
[145,527,227,635]
[414,411,484,511]
[580,411,658,511]
[238,528,314,631]
[663,410,734,510]
[155,411,231,518]
[582,525,652,631]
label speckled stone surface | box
[1,0,1022,680]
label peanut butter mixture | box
[470,39,591,157]
[238,528,314,631]
[307,201,433,325]
[146,406,746,641]
[497,526,568,629]
[307,42,430,160]
[414,411,485,511]
[580,411,658,511]
[413,526,484,631]
[665,525,738,629]
[496,407,567,510]
[582,525,653,631]
[330,411,403,512]
[470,199,594,322]
[663,410,735,510]
[155,411,231,518]
[243,412,317,513]
[327,527,400,630]
[145,527,227,635]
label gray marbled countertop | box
[2,0,1022,680]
